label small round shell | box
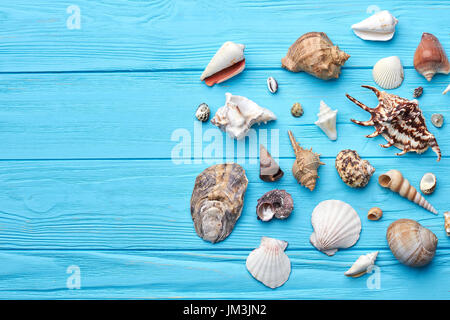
[267,77,278,93]
[431,113,444,128]
[420,173,436,195]
[291,102,303,117]
[195,103,210,122]
[368,207,383,221]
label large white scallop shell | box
[310,200,362,256]
[344,251,378,277]
[246,237,291,289]
[200,41,245,81]
[351,10,398,41]
[314,100,338,140]
[372,56,404,89]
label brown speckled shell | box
[256,189,294,221]
[335,149,375,188]
[190,163,248,243]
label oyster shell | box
[256,189,293,221]
[190,163,248,243]
[414,33,450,81]
[372,56,404,89]
[351,10,398,41]
[315,100,338,140]
[335,149,375,188]
[345,252,379,278]
[420,172,436,195]
[259,144,283,182]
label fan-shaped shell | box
[372,56,404,89]
[246,237,291,289]
[310,200,362,256]
[351,10,398,41]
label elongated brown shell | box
[386,219,437,267]
[414,33,450,81]
[281,32,350,80]
[335,149,375,188]
[190,163,248,243]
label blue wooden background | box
[0,0,449,299]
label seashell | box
[420,172,436,195]
[368,207,383,221]
[413,86,423,98]
[345,252,379,278]
[190,163,248,243]
[351,10,398,41]
[372,56,404,89]
[310,200,361,256]
[211,93,276,140]
[443,84,450,95]
[267,77,278,93]
[431,113,444,128]
[315,100,338,140]
[195,103,210,122]
[414,33,450,81]
[256,189,293,221]
[259,144,283,182]
[246,237,291,289]
[346,85,441,161]
[288,130,325,191]
[378,169,437,214]
[445,212,450,236]
[291,102,303,117]
[387,219,437,267]
[335,149,375,188]
[281,32,350,80]
[200,41,245,86]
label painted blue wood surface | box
[0,0,449,299]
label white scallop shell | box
[345,251,378,277]
[211,93,276,140]
[372,56,404,89]
[443,84,450,95]
[351,10,398,41]
[200,41,245,80]
[310,200,362,256]
[246,237,291,289]
[314,100,338,140]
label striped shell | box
[372,56,404,89]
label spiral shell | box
[256,190,293,221]
[367,207,383,221]
[420,172,436,195]
[413,33,450,81]
[335,149,375,188]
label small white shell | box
[345,251,379,277]
[314,100,338,140]
[267,77,278,93]
[246,237,291,289]
[200,41,245,81]
[443,84,450,95]
[445,212,450,236]
[351,10,398,41]
[420,173,436,195]
[310,200,361,256]
[372,56,404,89]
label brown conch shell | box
[387,219,438,267]
[335,149,375,188]
[414,33,450,81]
[190,163,248,243]
[260,144,284,182]
[288,130,324,191]
[346,85,441,161]
[281,32,350,80]
[256,189,294,221]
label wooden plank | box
[0,159,447,250]
[0,68,448,160]
[0,1,450,72]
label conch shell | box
[315,100,338,140]
[351,10,398,41]
[281,32,350,80]
[200,41,245,86]
[259,144,283,182]
[387,219,437,267]
[288,130,324,191]
[346,85,441,161]
[345,252,379,277]
[378,169,437,214]
[335,149,375,188]
[414,33,450,81]
[190,163,248,243]
[211,93,276,140]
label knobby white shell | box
[351,10,398,41]
[211,93,276,140]
[372,56,404,89]
[345,251,379,277]
[443,84,450,95]
[200,41,245,81]
[246,237,291,289]
[310,200,362,256]
[315,100,338,140]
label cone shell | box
[445,212,450,236]
[246,237,291,289]
[387,219,437,267]
[351,10,398,41]
[372,56,404,89]
[414,33,450,81]
[315,100,338,140]
[335,149,375,188]
[310,200,362,256]
[345,252,379,277]
[378,169,437,214]
[281,32,350,80]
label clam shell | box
[372,56,404,89]
[246,237,291,289]
[351,10,398,41]
[420,172,436,195]
[315,100,338,140]
[345,252,379,277]
[310,200,361,256]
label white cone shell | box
[246,237,291,289]
[443,84,450,95]
[211,93,276,140]
[200,41,245,80]
[344,251,378,277]
[310,200,361,256]
[372,56,404,89]
[315,100,338,140]
[351,10,398,41]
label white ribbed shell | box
[310,200,362,256]
[372,56,404,89]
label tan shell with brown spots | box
[335,149,375,188]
